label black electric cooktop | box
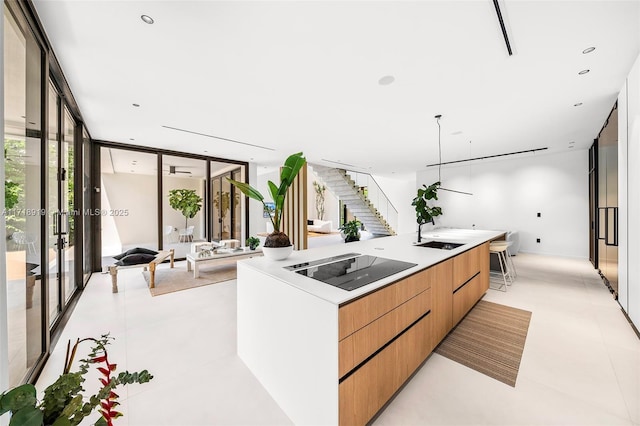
[288,253,417,291]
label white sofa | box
[308,219,332,233]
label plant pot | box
[262,245,293,260]
[344,236,360,243]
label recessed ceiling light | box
[574,102,583,107]
[378,75,395,85]
[132,103,140,107]
[569,141,575,144]
[451,131,463,136]
[569,146,574,149]
[582,46,596,54]
[129,138,135,141]
[141,15,154,24]
[130,169,135,172]
[578,69,590,75]
[204,150,208,153]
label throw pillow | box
[116,253,156,266]
[113,247,158,260]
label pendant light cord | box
[436,115,442,182]
[434,114,473,196]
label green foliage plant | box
[339,219,362,243]
[411,181,443,242]
[168,189,203,229]
[227,152,306,248]
[246,236,260,250]
[0,333,152,426]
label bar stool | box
[489,242,512,291]
[492,240,517,280]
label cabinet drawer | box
[452,245,480,290]
[339,287,431,378]
[339,268,431,340]
[339,312,432,426]
[452,274,484,325]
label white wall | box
[372,173,416,235]
[101,173,157,249]
[416,150,589,258]
[618,54,640,329]
[308,166,339,228]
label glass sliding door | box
[163,155,206,257]
[4,4,45,386]
[62,107,76,302]
[82,128,92,283]
[210,163,243,242]
[46,88,78,323]
[100,147,158,268]
[47,83,60,325]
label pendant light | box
[434,114,473,196]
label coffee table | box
[186,248,263,278]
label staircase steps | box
[311,164,395,236]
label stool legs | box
[490,250,509,292]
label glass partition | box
[4,4,44,386]
[211,162,243,243]
[163,155,206,258]
[100,147,158,267]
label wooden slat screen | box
[283,163,308,250]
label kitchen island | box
[237,228,504,425]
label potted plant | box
[339,219,362,243]
[168,189,203,230]
[246,236,260,250]
[411,181,443,243]
[227,152,306,260]
[0,333,152,426]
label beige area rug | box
[435,300,532,387]
[142,263,237,297]
[307,231,340,238]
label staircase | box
[311,164,397,236]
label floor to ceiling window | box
[99,147,158,266]
[96,144,248,265]
[210,163,244,242]
[163,155,206,258]
[4,2,45,387]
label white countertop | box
[238,228,505,305]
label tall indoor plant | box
[168,189,203,230]
[227,152,306,259]
[412,181,443,243]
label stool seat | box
[489,242,513,291]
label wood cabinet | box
[431,258,453,346]
[452,243,488,325]
[338,269,431,340]
[338,242,490,425]
[339,312,432,426]
[338,269,433,425]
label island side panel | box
[237,263,339,425]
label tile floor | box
[35,253,640,426]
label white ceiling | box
[32,1,640,177]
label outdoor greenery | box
[213,190,240,231]
[168,189,203,229]
[0,334,152,426]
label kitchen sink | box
[414,241,464,250]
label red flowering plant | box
[0,333,152,426]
